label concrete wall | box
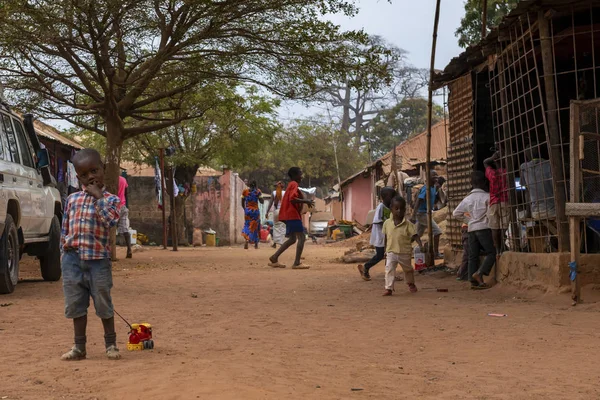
[127,170,246,246]
[444,245,600,292]
[127,176,171,244]
[493,251,600,291]
[192,170,245,246]
[342,173,374,225]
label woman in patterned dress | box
[241,181,264,249]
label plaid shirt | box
[61,190,121,260]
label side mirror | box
[36,148,53,187]
[23,114,42,152]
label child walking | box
[452,171,495,290]
[358,187,397,281]
[268,167,314,269]
[61,149,122,360]
[382,195,422,296]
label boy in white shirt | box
[358,187,396,281]
[452,171,495,290]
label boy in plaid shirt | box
[61,149,121,361]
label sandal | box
[472,283,491,290]
[291,264,310,270]
[268,262,286,268]
[61,347,86,361]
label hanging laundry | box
[57,157,64,183]
[154,156,163,209]
[66,160,79,194]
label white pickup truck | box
[0,102,62,294]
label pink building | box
[340,171,376,225]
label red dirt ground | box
[1,244,600,399]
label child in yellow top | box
[382,195,423,296]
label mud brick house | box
[433,0,600,290]
[338,120,448,225]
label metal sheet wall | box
[446,74,475,248]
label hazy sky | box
[280,0,467,119]
[47,1,468,130]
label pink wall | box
[342,173,374,225]
[192,170,245,246]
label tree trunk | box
[105,116,124,261]
[174,195,189,246]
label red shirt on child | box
[485,166,509,205]
[278,181,302,221]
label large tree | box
[0,0,390,192]
[74,83,280,244]
[317,36,427,151]
[455,0,519,48]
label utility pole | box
[425,0,442,266]
[159,148,167,250]
[167,166,178,251]
[482,0,488,39]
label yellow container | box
[333,229,345,241]
[205,233,216,247]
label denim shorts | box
[62,252,114,319]
[285,219,304,237]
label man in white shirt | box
[265,181,286,248]
[452,171,495,290]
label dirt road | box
[1,244,600,399]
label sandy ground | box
[1,244,600,400]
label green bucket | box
[338,224,353,238]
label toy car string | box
[114,309,133,329]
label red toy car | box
[127,323,154,351]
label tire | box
[0,215,19,294]
[39,215,61,282]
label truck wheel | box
[39,216,61,282]
[0,215,19,294]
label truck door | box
[0,113,32,234]
[12,117,47,235]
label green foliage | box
[238,120,368,193]
[455,0,519,48]
[71,83,280,185]
[0,0,391,137]
[365,98,443,159]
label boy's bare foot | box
[291,264,310,269]
[106,345,121,360]
[357,265,371,281]
[61,347,86,361]
[382,289,393,296]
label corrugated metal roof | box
[432,0,593,88]
[34,120,83,149]
[378,119,449,175]
[339,119,449,187]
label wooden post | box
[569,102,581,305]
[482,0,488,38]
[425,0,442,266]
[159,148,167,250]
[538,11,569,252]
[167,166,178,251]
